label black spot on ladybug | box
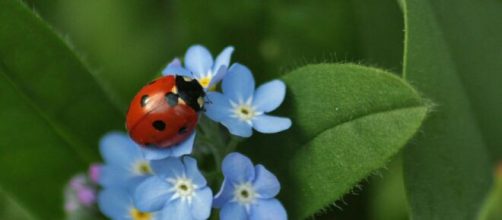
[140,95,149,107]
[152,120,166,131]
[178,126,188,134]
[165,93,178,107]
[148,80,157,85]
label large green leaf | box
[244,64,427,219]
[402,0,494,219]
[0,0,123,218]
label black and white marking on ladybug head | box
[175,75,205,112]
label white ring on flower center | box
[233,182,257,206]
[133,160,152,175]
[167,176,197,204]
[230,98,262,124]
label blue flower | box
[204,63,292,137]
[162,44,234,89]
[99,132,154,190]
[98,187,160,220]
[213,152,287,220]
[133,156,213,220]
[140,132,196,160]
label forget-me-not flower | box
[204,63,292,137]
[133,156,213,220]
[213,152,287,220]
[98,187,160,220]
[140,132,196,160]
[162,44,234,89]
[99,132,154,190]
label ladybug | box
[126,75,205,148]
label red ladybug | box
[126,75,205,148]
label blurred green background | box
[3,0,407,219]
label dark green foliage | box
[402,0,497,219]
[0,0,123,218]
[244,64,427,219]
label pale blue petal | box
[220,202,247,220]
[252,115,291,134]
[204,92,232,122]
[141,132,195,160]
[185,45,213,78]
[99,132,141,167]
[208,65,227,88]
[213,180,235,208]
[98,188,131,219]
[151,157,185,180]
[222,117,253,138]
[222,63,255,103]
[161,58,182,76]
[250,199,287,220]
[190,187,213,219]
[98,165,130,187]
[252,80,286,113]
[168,58,182,68]
[161,199,193,220]
[252,165,280,199]
[161,66,193,78]
[151,212,163,220]
[133,176,171,212]
[212,46,234,74]
[182,157,206,187]
[222,152,255,184]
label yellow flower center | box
[130,208,152,220]
[198,76,211,88]
[134,161,152,175]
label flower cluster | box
[95,45,290,220]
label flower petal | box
[252,115,291,133]
[252,80,286,112]
[141,132,195,160]
[250,199,287,220]
[213,180,235,208]
[133,176,171,212]
[98,188,131,219]
[204,92,232,122]
[222,152,255,184]
[185,45,213,78]
[161,66,193,78]
[252,165,280,199]
[99,132,141,167]
[208,65,227,88]
[161,199,192,220]
[182,156,206,187]
[222,63,255,103]
[213,46,234,74]
[220,202,247,220]
[98,165,130,187]
[190,187,213,219]
[221,117,253,138]
[168,58,182,67]
[151,157,185,180]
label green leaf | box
[243,64,427,219]
[0,0,124,218]
[402,0,494,219]
[478,167,502,220]
[0,189,33,220]
[369,156,409,220]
